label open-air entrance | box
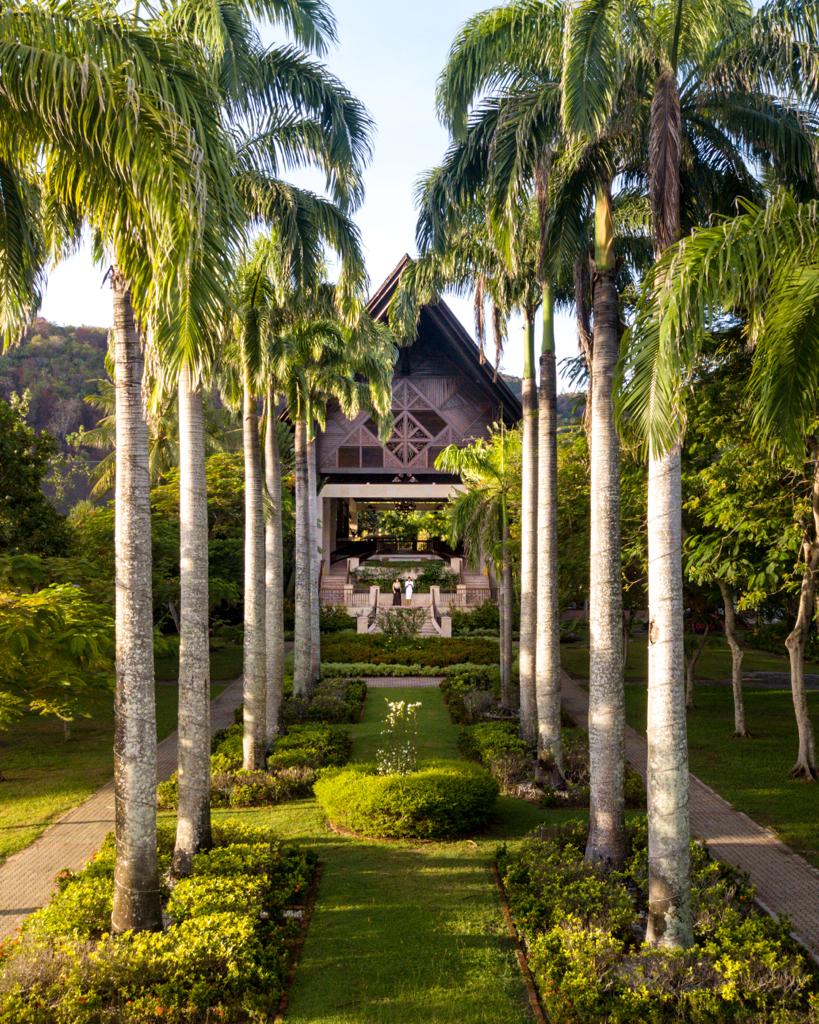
[315,257,521,631]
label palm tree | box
[437,427,521,706]
[568,0,819,942]
[626,191,819,782]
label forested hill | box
[0,319,108,445]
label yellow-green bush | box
[314,760,498,838]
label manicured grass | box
[155,643,243,682]
[216,684,584,1024]
[623,685,819,867]
[561,634,819,682]
[0,683,225,865]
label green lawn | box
[623,685,819,867]
[0,683,225,864]
[155,643,243,682]
[213,685,584,1024]
[561,634,819,683]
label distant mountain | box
[0,319,108,445]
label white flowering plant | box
[375,699,421,775]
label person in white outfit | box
[404,578,414,606]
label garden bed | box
[319,633,499,667]
[497,821,818,1023]
[0,820,317,1022]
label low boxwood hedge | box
[498,820,818,1023]
[313,760,499,839]
[320,661,497,678]
[0,820,316,1023]
[319,634,499,667]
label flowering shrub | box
[314,760,499,839]
[376,699,421,775]
[497,821,818,1023]
[0,820,316,1022]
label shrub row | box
[158,719,353,810]
[498,821,818,1023]
[314,760,499,839]
[0,820,316,1022]
[319,633,499,667]
[459,720,644,808]
[321,661,497,678]
[282,678,367,725]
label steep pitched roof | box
[367,255,522,422]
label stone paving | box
[0,677,244,941]
[561,671,819,961]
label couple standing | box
[392,577,414,606]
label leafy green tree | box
[437,425,521,708]
[0,394,66,556]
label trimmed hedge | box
[282,678,367,725]
[319,634,499,667]
[498,821,818,1023]
[0,820,316,1022]
[321,661,497,678]
[314,760,499,839]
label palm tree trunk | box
[172,366,211,877]
[499,499,513,710]
[718,581,749,738]
[293,416,312,697]
[585,184,626,869]
[535,282,562,774]
[645,64,692,945]
[242,376,266,770]
[307,428,321,688]
[110,270,162,934]
[519,314,538,746]
[646,442,693,947]
[264,394,285,747]
[785,447,819,780]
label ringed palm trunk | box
[535,281,562,775]
[242,376,266,770]
[499,496,513,710]
[172,366,212,877]
[645,64,693,944]
[646,442,693,947]
[785,446,819,780]
[110,270,162,933]
[718,581,749,738]
[519,314,539,746]
[585,184,626,869]
[264,393,285,747]
[307,428,321,688]
[293,416,312,697]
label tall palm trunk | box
[293,416,312,697]
[499,496,513,710]
[718,581,749,738]
[785,445,819,780]
[645,62,693,945]
[264,394,285,747]
[519,314,538,745]
[172,366,211,877]
[586,184,626,869]
[110,270,162,933]
[646,442,693,947]
[535,281,562,774]
[242,376,266,770]
[307,428,321,688]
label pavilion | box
[317,256,520,615]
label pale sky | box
[39,0,579,381]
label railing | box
[332,536,460,561]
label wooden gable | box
[316,256,521,480]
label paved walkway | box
[0,678,244,940]
[363,676,443,688]
[561,671,819,961]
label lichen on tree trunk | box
[242,377,266,770]
[585,185,626,869]
[264,393,285,747]
[110,270,162,933]
[173,366,212,877]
